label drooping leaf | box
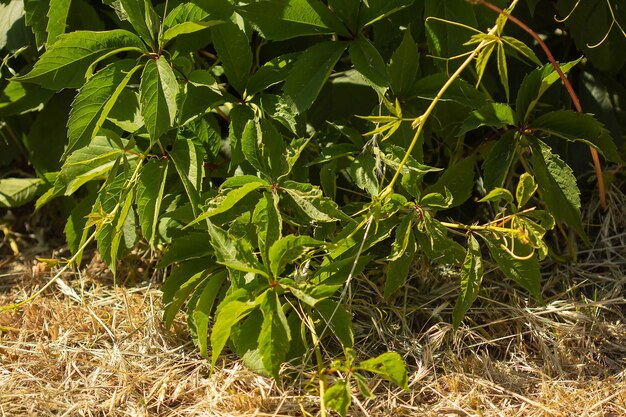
[190,269,227,358]
[140,56,179,145]
[67,59,140,153]
[169,138,203,216]
[211,21,252,94]
[136,159,168,247]
[452,234,483,329]
[529,139,586,239]
[258,291,291,379]
[349,35,390,89]
[14,30,145,90]
[496,43,509,102]
[283,41,347,113]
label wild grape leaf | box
[14,30,145,90]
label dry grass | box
[1,183,625,416]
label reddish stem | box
[471,0,607,210]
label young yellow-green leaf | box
[253,191,282,266]
[323,380,351,417]
[67,60,140,153]
[482,130,517,191]
[354,372,375,400]
[283,41,347,113]
[236,0,348,40]
[315,299,353,348]
[516,172,537,209]
[258,291,291,379]
[169,138,203,216]
[268,235,323,278]
[529,139,586,240]
[211,289,258,368]
[14,30,145,90]
[502,36,542,66]
[136,159,168,247]
[482,234,543,300]
[191,269,227,358]
[46,0,71,45]
[475,42,495,87]
[140,56,179,145]
[211,21,252,94]
[0,178,43,208]
[452,234,483,329]
[479,187,514,206]
[355,352,409,390]
[205,219,269,277]
[496,43,510,102]
[389,29,420,98]
[349,35,390,89]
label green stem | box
[379,23,501,201]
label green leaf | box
[315,299,353,348]
[247,53,299,95]
[482,130,517,191]
[211,21,252,94]
[136,159,168,247]
[501,36,542,66]
[190,181,265,227]
[452,234,483,329]
[389,29,420,98]
[253,191,282,266]
[414,211,465,265]
[258,291,291,379]
[0,178,43,208]
[530,110,623,163]
[211,289,258,368]
[458,103,515,137]
[191,269,227,358]
[481,234,543,300]
[268,235,323,278]
[0,81,54,116]
[67,60,140,153]
[349,35,390,89]
[360,0,416,27]
[328,0,360,32]
[14,30,145,90]
[515,59,581,122]
[241,119,265,174]
[356,352,408,389]
[140,56,179,145]
[169,138,203,216]
[424,0,477,66]
[283,41,347,114]
[156,233,212,268]
[354,372,375,400]
[24,0,48,47]
[64,192,97,263]
[119,0,157,47]
[323,380,351,417]
[283,185,343,223]
[424,155,475,208]
[236,0,348,41]
[479,187,514,206]
[109,188,135,275]
[385,232,416,299]
[106,88,143,133]
[46,0,71,45]
[411,73,489,107]
[516,172,537,209]
[496,43,509,102]
[205,219,269,277]
[349,152,379,196]
[162,20,223,44]
[530,139,586,239]
[0,0,28,51]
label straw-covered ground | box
[2,184,625,416]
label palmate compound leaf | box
[452,234,483,329]
[14,30,145,90]
[136,158,168,248]
[268,235,323,278]
[283,41,347,114]
[529,138,587,240]
[140,56,179,146]
[67,60,142,154]
[258,290,291,379]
